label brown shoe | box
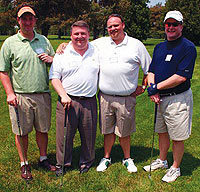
[39,159,56,171]
[21,165,33,181]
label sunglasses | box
[165,22,180,27]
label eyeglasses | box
[165,22,180,27]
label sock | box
[40,156,47,162]
[105,157,110,160]
[21,161,28,167]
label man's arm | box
[147,72,160,104]
[56,43,68,54]
[0,72,18,107]
[51,78,72,109]
[131,74,148,97]
[157,74,186,90]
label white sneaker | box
[143,159,168,172]
[96,158,111,172]
[162,166,181,183]
[122,158,137,173]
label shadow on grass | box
[30,144,200,177]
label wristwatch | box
[142,85,146,90]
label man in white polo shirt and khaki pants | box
[94,14,151,173]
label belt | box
[159,92,177,97]
[58,95,93,102]
[100,91,129,97]
[159,89,188,97]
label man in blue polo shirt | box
[143,11,196,182]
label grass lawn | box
[0,35,200,191]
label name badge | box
[165,54,172,61]
[35,48,44,55]
[109,57,118,63]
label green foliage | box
[123,0,150,41]
[165,0,200,45]
[149,5,166,39]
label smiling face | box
[107,16,125,44]
[71,26,89,52]
[164,18,183,41]
[17,13,36,37]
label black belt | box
[159,89,188,97]
[100,91,129,97]
[58,95,93,102]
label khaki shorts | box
[99,92,136,137]
[155,89,193,141]
[9,93,51,136]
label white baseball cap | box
[164,10,183,23]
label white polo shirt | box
[49,42,99,97]
[91,34,151,95]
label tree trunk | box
[41,23,50,37]
[93,25,99,40]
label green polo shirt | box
[0,31,55,93]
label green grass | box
[0,35,200,191]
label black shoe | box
[21,165,33,181]
[38,159,56,172]
[80,167,89,174]
[56,165,72,177]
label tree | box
[115,0,151,41]
[149,4,166,39]
[0,0,91,37]
[87,0,151,41]
[0,0,16,35]
[165,0,200,45]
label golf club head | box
[148,174,152,180]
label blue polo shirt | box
[149,36,197,94]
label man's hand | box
[150,93,161,104]
[147,83,159,96]
[56,43,68,54]
[38,53,53,63]
[131,85,145,97]
[7,93,18,107]
[61,94,72,110]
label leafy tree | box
[0,0,90,37]
[114,0,151,41]
[149,4,166,39]
[87,0,151,41]
[0,0,16,35]
[82,1,113,39]
[165,0,200,45]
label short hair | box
[107,14,124,23]
[70,20,89,33]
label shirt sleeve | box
[137,41,152,75]
[49,53,62,80]
[0,39,11,72]
[176,45,197,79]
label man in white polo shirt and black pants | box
[95,14,151,173]
[49,20,99,174]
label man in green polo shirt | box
[0,4,56,181]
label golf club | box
[148,103,158,180]
[14,106,30,182]
[60,108,68,186]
